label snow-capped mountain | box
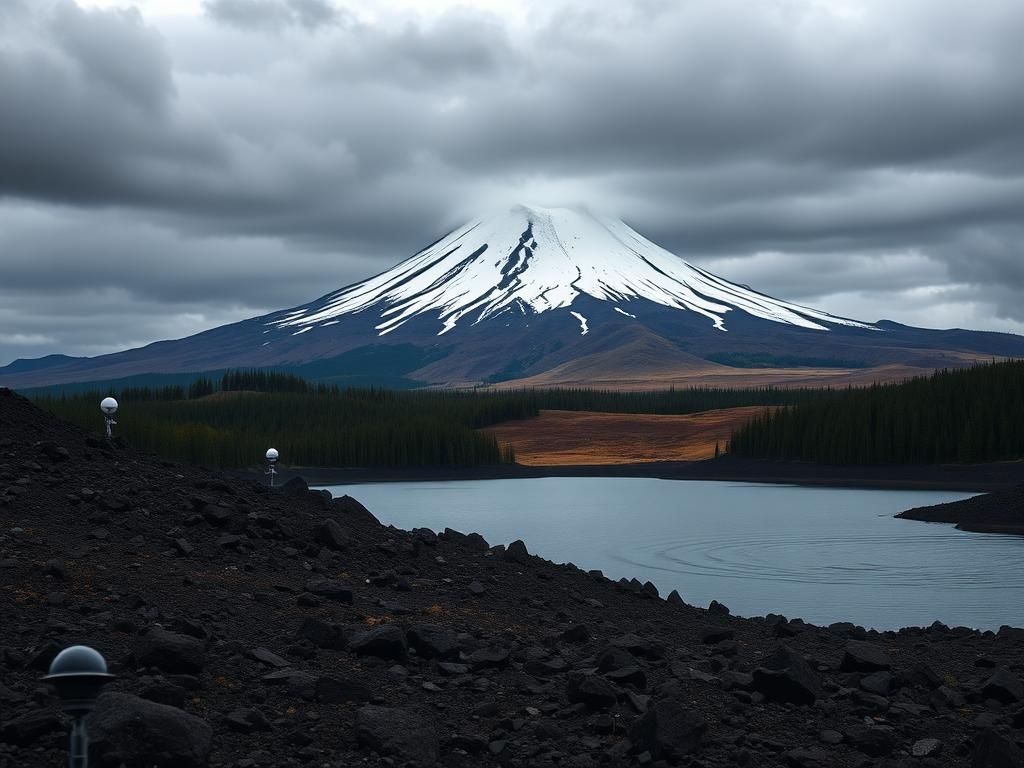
[3,204,1024,389]
[266,205,874,339]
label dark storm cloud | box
[1,0,1024,365]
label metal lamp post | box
[43,645,114,768]
[265,447,279,487]
[99,397,118,440]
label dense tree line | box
[33,373,829,469]
[35,386,525,469]
[728,361,1024,464]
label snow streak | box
[266,204,877,337]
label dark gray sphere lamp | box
[43,645,114,768]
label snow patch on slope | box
[570,311,589,336]
[267,204,877,337]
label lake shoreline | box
[898,484,1024,536]
[251,456,1024,492]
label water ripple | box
[610,530,1024,589]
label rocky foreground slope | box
[1,388,1023,768]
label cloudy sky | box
[2,0,1024,365]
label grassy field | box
[483,406,772,465]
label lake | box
[317,477,1024,631]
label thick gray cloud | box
[1,0,1023,365]
[204,0,342,31]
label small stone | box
[912,738,942,758]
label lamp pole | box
[99,397,118,440]
[43,645,114,768]
[265,448,279,487]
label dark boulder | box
[332,494,380,525]
[281,476,308,495]
[523,657,569,677]
[628,696,706,759]
[567,671,619,710]
[700,626,735,644]
[297,617,347,650]
[313,519,350,550]
[0,710,63,746]
[304,578,353,603]
[708,600,730,615]
[356,705,438,766]
[134,627,206,674]
[981,668,1024,704]
[504,539,530,563]
[972,730,1023,768]
[87,692,212,768]
[844,724,897,757]
[467,646,510,671]
[317,676,373,705]
[605,665,647,690]
[407,624,459,660]
[841,640,893,672]
[349,625,408,661]
[751,645,822,705]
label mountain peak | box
[267,205,875,339]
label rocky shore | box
[898,485,1024,536]
[1,386,1023,767]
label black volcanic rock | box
[752,644,822,705]
[356,705,438,766]
[841,640,893,672]
[87,693,212,768]
[407,624,459,660]
[628,697,706,759]
[349,625,408,661]
[133,627,206,674]
[566,671,619,710]
[1,389,1022,768]
[980,668,1024,704]
[971,730,1024,768]
[313,518,349,550]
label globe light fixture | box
[265,447,279,486]
[43,645,115,768]
[99,397,118,439]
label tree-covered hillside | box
[32,370,826,469]
[728,360,1024,464]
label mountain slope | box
[2,204,1024,389]
[265,204,875,338]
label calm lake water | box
[318,478,1024,631]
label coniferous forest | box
[32,370,823,469]
[729,360,1024,464]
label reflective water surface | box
[319,478,1024,630]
